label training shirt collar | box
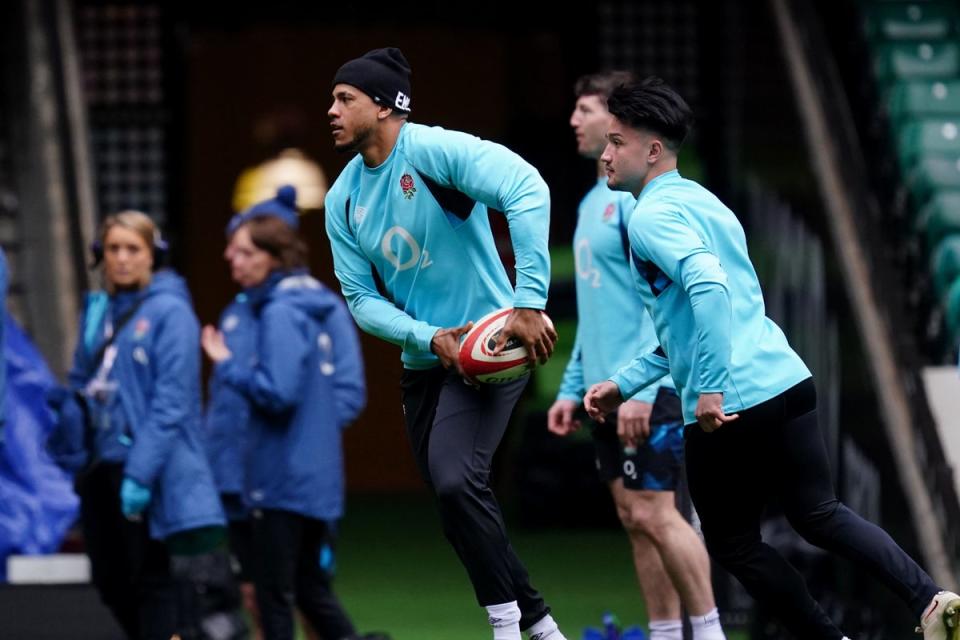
[637,169,680,204]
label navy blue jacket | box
[220,272,365,521]
[49,271,225,539]
[204,293,256,514]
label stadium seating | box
[864,0,960,345]
[863,2,959,42]
[897,119,960,172]
[874,42,960,83]
[888,80,960,128]
[921,191,960,250]
[945,276,960,338]
[906,153,960,207]
[930,235,960,298]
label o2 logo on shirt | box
[575,238,601,288]
[381,226,433,272]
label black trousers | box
[77,463,179,640]
[684,378,939,639]
[400,367,549,630]
[251,508,357,640]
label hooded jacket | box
[219,271,366,521]
[48,270,225,539]
[203,293,256,509]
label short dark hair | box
[574,70,636,102]
[607,76,694,150]
[243,215,309,270]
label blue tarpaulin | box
[0,314,79,580]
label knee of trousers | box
[703,530,763,567]
[171,551,243,612]
[431,466,483,504]
[785,499,844,544]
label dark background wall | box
[177,10,599,491]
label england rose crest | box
[400,173,416,200]
[603,203,616,222]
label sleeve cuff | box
[698,372,730,394]
[628,384,659,404]
[219,358,248,390]
[512,292,547,310]
[123,457,153,488]
[606,376,630,401]
[412,324,442,356]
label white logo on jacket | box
[132,346,149,366]
[222,314,240,332]
[318,332,335,375]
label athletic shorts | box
[591,386,684,491]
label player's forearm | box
[609,350,671,400]
[347,290,438,356]
[556,336,586,401]
[628,380,661,404]
[688,280,732,392]
[679,252,732,392]
[501,172,551,309]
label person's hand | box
[120,477,151,519]
[695,392,739,432]
[547,399,582,436]
[617,400,653,448]
[430,323,474,376]
[584,381,625,422]
[493,308,558,367]
[201,325,232,363]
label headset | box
[90,225,170,269]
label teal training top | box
[325,122,551,369]
[609,170,811,423]
[557,178,672,404]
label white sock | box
[690,607,726,640]
[487,601,521,640]
[649,618,683,640]
[526,614,566,639]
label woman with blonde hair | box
[49,211,246,639]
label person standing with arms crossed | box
[549,71,724,640]
[324,47,565,640]
[583,76,960,640]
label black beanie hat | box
[332,47,412,113]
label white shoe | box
[918,591,960,639]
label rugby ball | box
[458,308,552,384]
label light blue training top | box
[325,122,551,369]
[557,178,672,404]
[609,170,811,423]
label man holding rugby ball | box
[324,47,563,640]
